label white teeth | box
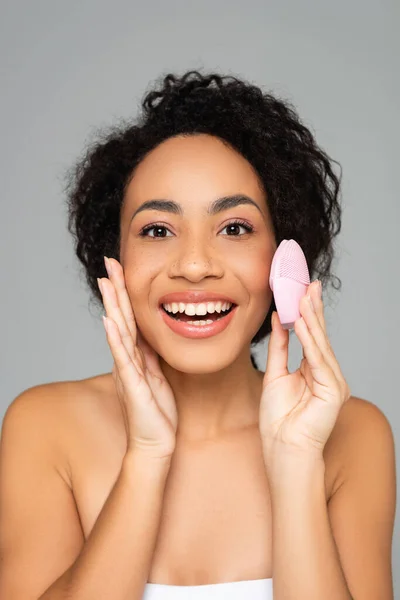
[162,300,233,316]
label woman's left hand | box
[259,280,351,461]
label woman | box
[0,70,396,599]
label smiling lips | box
[157,290,238,339]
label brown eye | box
[221,220,254,236]
[139,224,172,238]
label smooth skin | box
[0,134,396,598]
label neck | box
[159,350,264,444]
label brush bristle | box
[275,240,310,284]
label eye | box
[221,220,254,236]
[138,219,254,238]
[139,223,173,238]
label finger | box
[102,315,151,399]
[309,280,327,334]
[106,258,137,346]
[301,286,348,394]
[106,258,163,381]
[104,257,155,391]
[112,362,125,406]
[136,329,164,379]
[309,283,346,386]
[263,311,290,386]
[300,356,314,392]
[104,258,150,377]
[98,276,137,366]
[294,316,338,400]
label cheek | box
[122,246,164,292]
[232,246,272,297]
[233,246,275,329]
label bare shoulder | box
[0,375,118,598]
[329,395,393,444]
[324,397,396,598]
[2,373,114,428]
[324,395,395,496]
[1,373,117,485]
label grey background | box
[1,0,399,594]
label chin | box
[159,349,241,375]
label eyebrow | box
[130,194,263,222]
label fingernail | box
[97,277,104,295]
[102,315,109,333]
[104,256,112,278]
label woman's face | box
[119,133,277,373]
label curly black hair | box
[65,69,342,370]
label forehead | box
[123,134,266,209]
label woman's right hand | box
[97,256,178,461]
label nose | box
[168,240,224,282]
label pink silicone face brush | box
[269,239,311,330]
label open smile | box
[158,304,238,339]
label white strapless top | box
[142,578,273,599]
